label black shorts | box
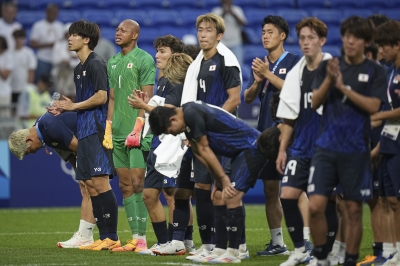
[75,133,114,181]
[192,155,231,185]
[144,148,176,189]
[307,147,372,201]
[379,154,400,198]
[176,155,195,190]
[281,157,311,191]
[258,158,282,181]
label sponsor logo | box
[173,223,178,227]
[199,225,206,230]
[136,216,147,222]
[104,213,110,218]
[94,167,102,172]
[226,226,237,232]
[360,189,371,196]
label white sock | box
[78,219,95,238]
[136,235,146,241]
[382,242,393,258]
[239,243,247,252]
[331,240,341,256]
[397,242,400,255]
[184,239,194,247]
[303,227,310,241]
[270,227,284,246]
[338,242,346,258]
[132,234,139,239]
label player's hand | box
[124,117,145,148]
[334,70,345,90]
[253,71,263,83]
[276,150,287,175]
[327,58,339,82]
[252,57,270,79]
[128,90,147,109]
[53,95,75,112]
[370,112,381,122]
[184,139,191,147]
[395,89,400,99]
[103,120,113,149]
[211,180,218,201]
[46,106,63,116]
[221,176,237,199]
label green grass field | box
[0,204,374,265]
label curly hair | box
[153,35,184,54]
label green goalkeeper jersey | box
[107,46,156,139]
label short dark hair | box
[183,44,201,60]
[13,29,26,38]
[262,15,289,41]
[0,36,8,50]
[340,16,375,43]
[368,14,390,27]
[295,17,328,39]
[375,20,400,47]
[257,127,281,160]
[153,35,184,54]
[365,43,378,61]
[69,20,100,50]
[149,106,177,136]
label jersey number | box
[199,79,206,93]
[303,92,312,109]
[284,160,297,176]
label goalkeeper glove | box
[102,119,113,149]
[125,117,145,148]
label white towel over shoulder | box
[277,53,332,120]
[143,95,165,136]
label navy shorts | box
[192,155,230,184]
[281,157,311,191]
[76,133,114,181]
[307,147,372,201]
[229,148,267,193]
[176,153,195,190]
[258,157,282,181]
[379,154,400,198]
[144,148,176,189]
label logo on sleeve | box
[358,74,369,82]
[209,65,216,71]
[127,63,133,68]
[279,68,286,74]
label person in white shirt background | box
[11,29,37,112]
[212,0,247,67]
[51,23,80,103]
[0,35,14,119]
[29,3,63,82]
[0,2,22,52]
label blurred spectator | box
[51,23,79,102]
[17,75,52,128]
[94,37,116,62]
[0,2,22,51]
[29,3,63,82]
[212,0,247,66]
[11,29,37,109]
[0,35,13,118]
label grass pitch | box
[0,204,374,265]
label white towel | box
[154,133,188,178]
[143,95,165,136]
[181,42,243,105]
[277,53,332,120]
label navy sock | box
[227,206,245,249]
[313,244,330,260]
[152,221,168,244]
[99,190,119,241]
[240,206,246,245]
[214,205,228,249]
[344,253,359,266]
[172,199,190,241]
[194,188,214,244]
[168,223,174,242]
[281,198,305,248]
[372,242,382,257]
[325,200,338,253]
[185,225,193,240]
[91,195,107,240]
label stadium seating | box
[245,8,275,28]
[16,0,33,10]
[297,0,329,10]
[114,10,150,27]
[67,0,102,9]
[243,27,261,45]
[237,0,267,9]
[148,10,182,27]
[101,0,136,11]
[57,10,81,24]
[180,9,209,26]
[17,11,44,28]
[276,9,309,28]
[323,45,341,57]
[244,45,267,66]
[343,9,373,19]
[357,0,391,9]
[326,27,342,46]
[329,0,358,9]
[100,27,116,42]
[132,0,169,9]
[201,0,221,9]
[266,0,296,9]
[311,9,342,28]
[168,0,202,9]
[285,45,303,56]
[138,28,160,46]
[82,10,115,27]
[378,9,400,21]
[35,0,66,9]
[158,26,195,40]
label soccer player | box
[128,36,196,254]
[370,20,400,266]
[8,112,95,249]
[148,102,279,263]
[104,19,156,253]
[244,15,300,256]
[308,16,387,266]
[275,17,330,266]
[49,20,119,251]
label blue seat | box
[244,45,267,66]
[357,0,390,9]
[326,27,342,46]
[35,0,66,9]
[237,0,267,9]
[58,10,81,24]
[285,45,302,56]
[330,0,358,9]
[343,9,373,19]
[245,9,274,28]
[100,27,116,42]
[102,0,136,10]
[17,0,34,10]
[286,27,298,45]
[276,9,309,28]
[311,9,342,28]
[378,9,400,21]
[148,10,181,27]
[114,10,150,27]
[297,0,328,10]
[180,9,209,26]
[323,45,341,57]
[169,0,202,9]
[241,66,251,85]
[82,10,115,27]
[138,28,160,46]
[132,0,169,9]
[17,11,44,28]
[158,27,194,40]
[67,0,102,9]
[201,0,221,9]
[266,0,295,9]
[243,27,261,45]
